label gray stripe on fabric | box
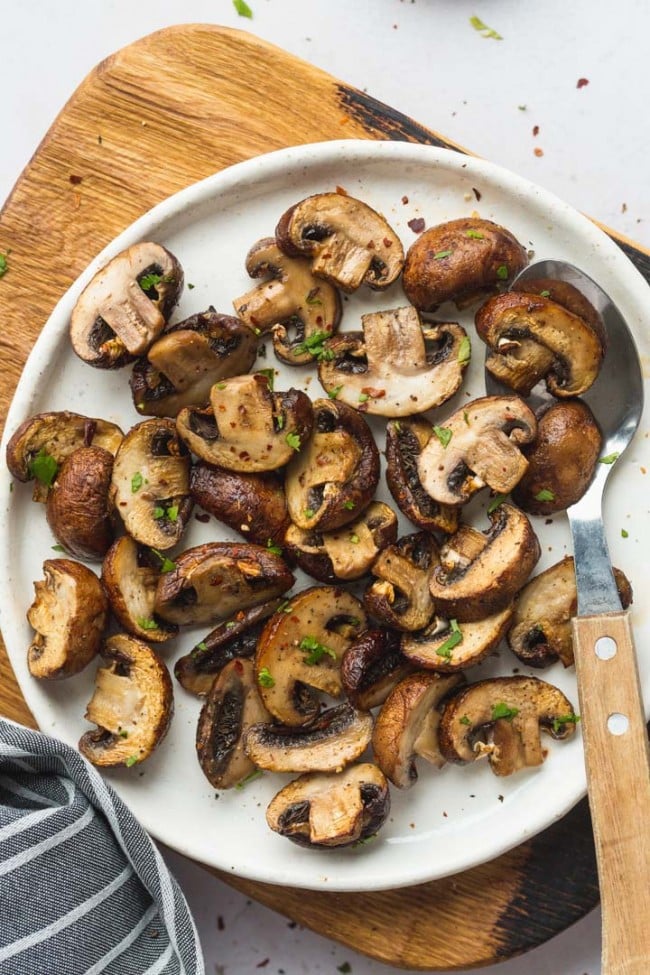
[0,803,94,877]
[84,903,159,975]
[0,803,60,841]
[0,774,60,808]
[142,942,176,975]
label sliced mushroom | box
[27,559,109,679]
[176,374,313,473]
[438,675,579,776]
[364,532,439,632]
[511,277,605,349]
[284,501,397,583]
[285,398,380,532]
[196,658,271,788]
[6,411,123,502]
[110,418,192,550]
[318,309,468,416]
[401,606,514,671]
[507,556,633,668]
[385,418,459,535]
[428,505,540,622]
[174,598,285,696]
[417,396,537,506]
[154,542,294,626]
[189,461,290,549]
[255,586,367,726]
[79,634,174,768]
[372,672,465,788]
[232,237,342,364]
[101,536,178,643]
[266,763,390,848]
[402,217,528,311]
[130,309,258,416]
[475,292,604,397]
[275,192,404,293]
[46,446,115,561]
[341,628,414,710]
[245,703,373,773]
[512,400,602,514]
[70,242,183,368]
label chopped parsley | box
[436,619,463,658]
[358,392,370,403]
[457,335,471,364]
[299,635,337,666]
[139,272,163,292]
[349,533,360,544]
[215,382,227,390]
[194,642,208,654]
[0,253,8,277]
[235,769,264,790]
[598,452,620,465]
[28,449,58,487]
[459,715,471,726]
[153,506,165,519]
[343,500,356,510]
[539,289,551,297]
[491,702,519,721]
[51,544,65,552]
[187,283,195,290]
[433,249,453,260]
[285,432,301,451]
[293,330,332,360]
[125,755,139,767]
[552,713,580,734]
[304,507,315,519]
[305,288,322,305]
[496,264,509,280]
[266,539,283,556]
[131,471,145,493]
[150,548,176,573]
[534,488,555,502]
[469,15,503,40]
[621,528,629,539]
[277,601,293,614]
[433,425,453,448]
[463,410,470,426]
[258,667,275,688]
[232,0,253,17]
[487,493,509,514]
[328,385,343,399]
[119,730,129,739]
[465,230,485,240]
[137,617,158,631]
[257,368,275,389]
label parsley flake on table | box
[232,0,253,17]
[469,15,503,40]
[235,769,263,789]
[598,452,620,465]
[0,253,8,277]
[28,449,58,487]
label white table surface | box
[3,2,649,973]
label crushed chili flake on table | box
[408,217,426,233]
[577,77,590,88]
[532,125,540,136]
[534,147,544,157]
[472,187,482,201]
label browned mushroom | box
[46,446,115,561]
[511,277,605,349]
[70,242,183,368]
[341,628,414,711]
[101,536,178,643]
[364,532,439,632]
[401,607,514,671]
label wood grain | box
[0,24,647,969]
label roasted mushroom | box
[255,586,367,726]
[27,559,109,679]
[507,556,633,668]
[6,410,123,502]
[176,374,313,473]
[190,462,290,550]
[284,398,380,532]
[318,308,469,416]
[79,634,174,768]
[476,292,604,397]
[266,763,390,848]
[417,396,537,506]
[245,703,373,773]
[70,242,183,368]
[130,309,258,416]
[438,675,579,776]
[372,672,465,788]
[154,542,294,626]
[428,505,540,622]
[402,217,527,311]
[511,277,605,349]
[101,536,178,643]
[46,446,115,561]
[385,418,459,535]
[233,237,341,364]
[364,532,439,632]
[284,501,398,583]
[401,606,514,672]
[110,418,192,550]
[196,658,271,788]
[341,628,414,711]
[275,192,404,293]
[512,400,602,514]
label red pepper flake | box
[534,147,544,157]
[401,195,409,205]
[408,217,426,234]
[361,386,386,399]
[532,125,539,137]
[195,512,210,523]
[336,185,349,196]
[576,77,589,89]
[339,116,350,125]
[383,237,393,247]
[69,174,83,185]
[472,187,482,201]
[256,960,270,969]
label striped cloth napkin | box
[0,718,204,975]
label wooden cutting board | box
[1,24,648,970]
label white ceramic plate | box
[1,141,649,892]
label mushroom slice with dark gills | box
[507,556,633,669]
[364,532,439,633]
[176,374,313,473]
[475,291,604,398]
[130,310,258,417]
[402,217,528,311]
[27,558,109,680]
[417,395,537,506]
[372,672,465,789]
[46,446,115,561]
[254,586,367,727]
[110,418,192,550]
[266,763,390,848]
[189,462,290,550]
[511,276,605,349]
[385,418,459,535]
[401,606,514,672]
[174,598,285,697]
[232,237,342,364]
[101,536,178,643]
[438,675,579,777]
[196,658,271,789]
[70,242,183,368]
[284,501,398,584]
[275,192,404,293]
[428,505,540,622]
[154,542,294,627]
[341,628,414,711]
[284,398,380,532]
[6,410,123,502]
[318,308,469,416]
[79,634,174,768]
[245,703,373,773]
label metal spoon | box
[485,260,650,975]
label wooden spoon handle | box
[572,611,650,975]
